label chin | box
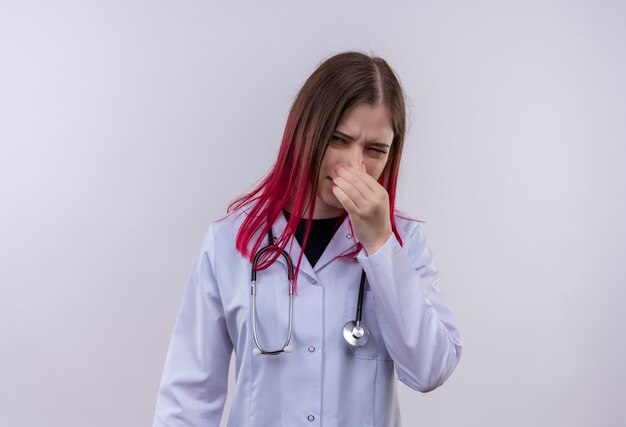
[317,193,344,213]
[327,198,346,212]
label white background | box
[1,1,625,426]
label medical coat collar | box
[243,207,357,283]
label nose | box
[342,145,364,170]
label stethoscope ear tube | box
[251,226,295,282]
[251,227,294,356]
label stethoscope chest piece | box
[343,320,369,347]
[343,269,370,348]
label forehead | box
[336,103,394,144]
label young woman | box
[153,51,462,427]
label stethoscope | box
[251,227,369,355]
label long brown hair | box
[227,51,409,292]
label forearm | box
[357,227,462,392]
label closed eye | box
[331,135,387,155]
[368,147,387,154]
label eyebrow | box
[334,130,391,148]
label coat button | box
[307,415,315,421]
[346,233,352,239]
[308,345,315,353]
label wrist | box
[362,230,393,256]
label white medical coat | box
[153,206,462,427]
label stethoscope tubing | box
[251,224,368,355]
[251,230,295,355]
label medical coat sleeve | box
[153,224,233,426]
[356,222,463,392]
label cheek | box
[321,148,341,169]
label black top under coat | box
[282,209,343,268]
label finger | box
[331,184,359,213]
[359,162,374,187]
[333,175,367,210]
[355,165,383,190]
[359,163,384,191]
[336,165,376,196]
